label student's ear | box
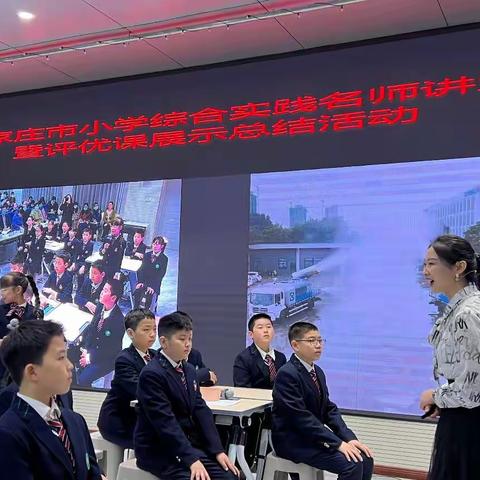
[247,330,254,341]
[159,335,168,349]
[24,363,38,383]
[290,340,299,353]
[126,328,135,341]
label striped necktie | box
[264,354,277,382]
[47,416,75,468]
[144,353,151,363]
[96,311,106,332]
[309,368,321,393]
[175,364,188,390]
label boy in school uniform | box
[75,279,125,386]
[134,312,239,480]
[233,313,287,389]
[75,260,107,314]
[0,320,105,480]
[125,229,147,260]
[101,217,127,279]
[42,253,74,303]
[97,308,157,449]
[272,322,374,480]
[134,235,168,310]
[72,228,94,288]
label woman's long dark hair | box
[0,272,44,320]
[430,235,480,288]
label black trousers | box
[139,454,237,480]
[303,451,373,480]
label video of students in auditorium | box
[0,179,180,389]
[248,157,480,415]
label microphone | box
[220,387,235,400]
[421,404,437,419]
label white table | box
[45,240,65,252]
[44,301,93,342]
[86,251,142,272]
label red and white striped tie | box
[175,364,188,390]
[47,416,75,468]
[310,368,321,393]
[264,354,277,382]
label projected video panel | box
[0,179,180,390]
[248,157,480,415]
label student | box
[10,254,26,273]
[72,228,94,287]
[97,309,157,449]
[18,215,35,255]
[134,235,168,310]
[0,320,105,479]
[125,229,147,260]
[78,203,92,235]
[42,253,74,304]
[46,196,59,221]
[25,224,46,276]
[0,272,43,339]
[75,279,125,386]
[59,221,71,245]
[65,227,81,265]
[45,219,58,241]
[233,313,287,389]
[101,217,126,279]
[75,261,107,314]
[134,312,239,480]
[272,322,374,480]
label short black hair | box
[112,217,124,227]
[90,260,105,274]
[248,313,273,331]
[158,311,192,339]
[0,320,64,385]
[55,252,71,265]
[134,229,145,237]
[82,228,92,236]
[106,278,124,302]
[288,321,318,344]
[125,308,155,331]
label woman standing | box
[420,234,480,479]
[101,200,117,241]
[59,194,74,227]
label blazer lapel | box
[62,409,89,478]
[129,345,147,373]
[12,397,74,477]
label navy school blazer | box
[43,270,74,303]
[97,344,157,449]
[0,396,102,480]
[272,354,356,463]
[134,353,223,477]
[233,343,287,389]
